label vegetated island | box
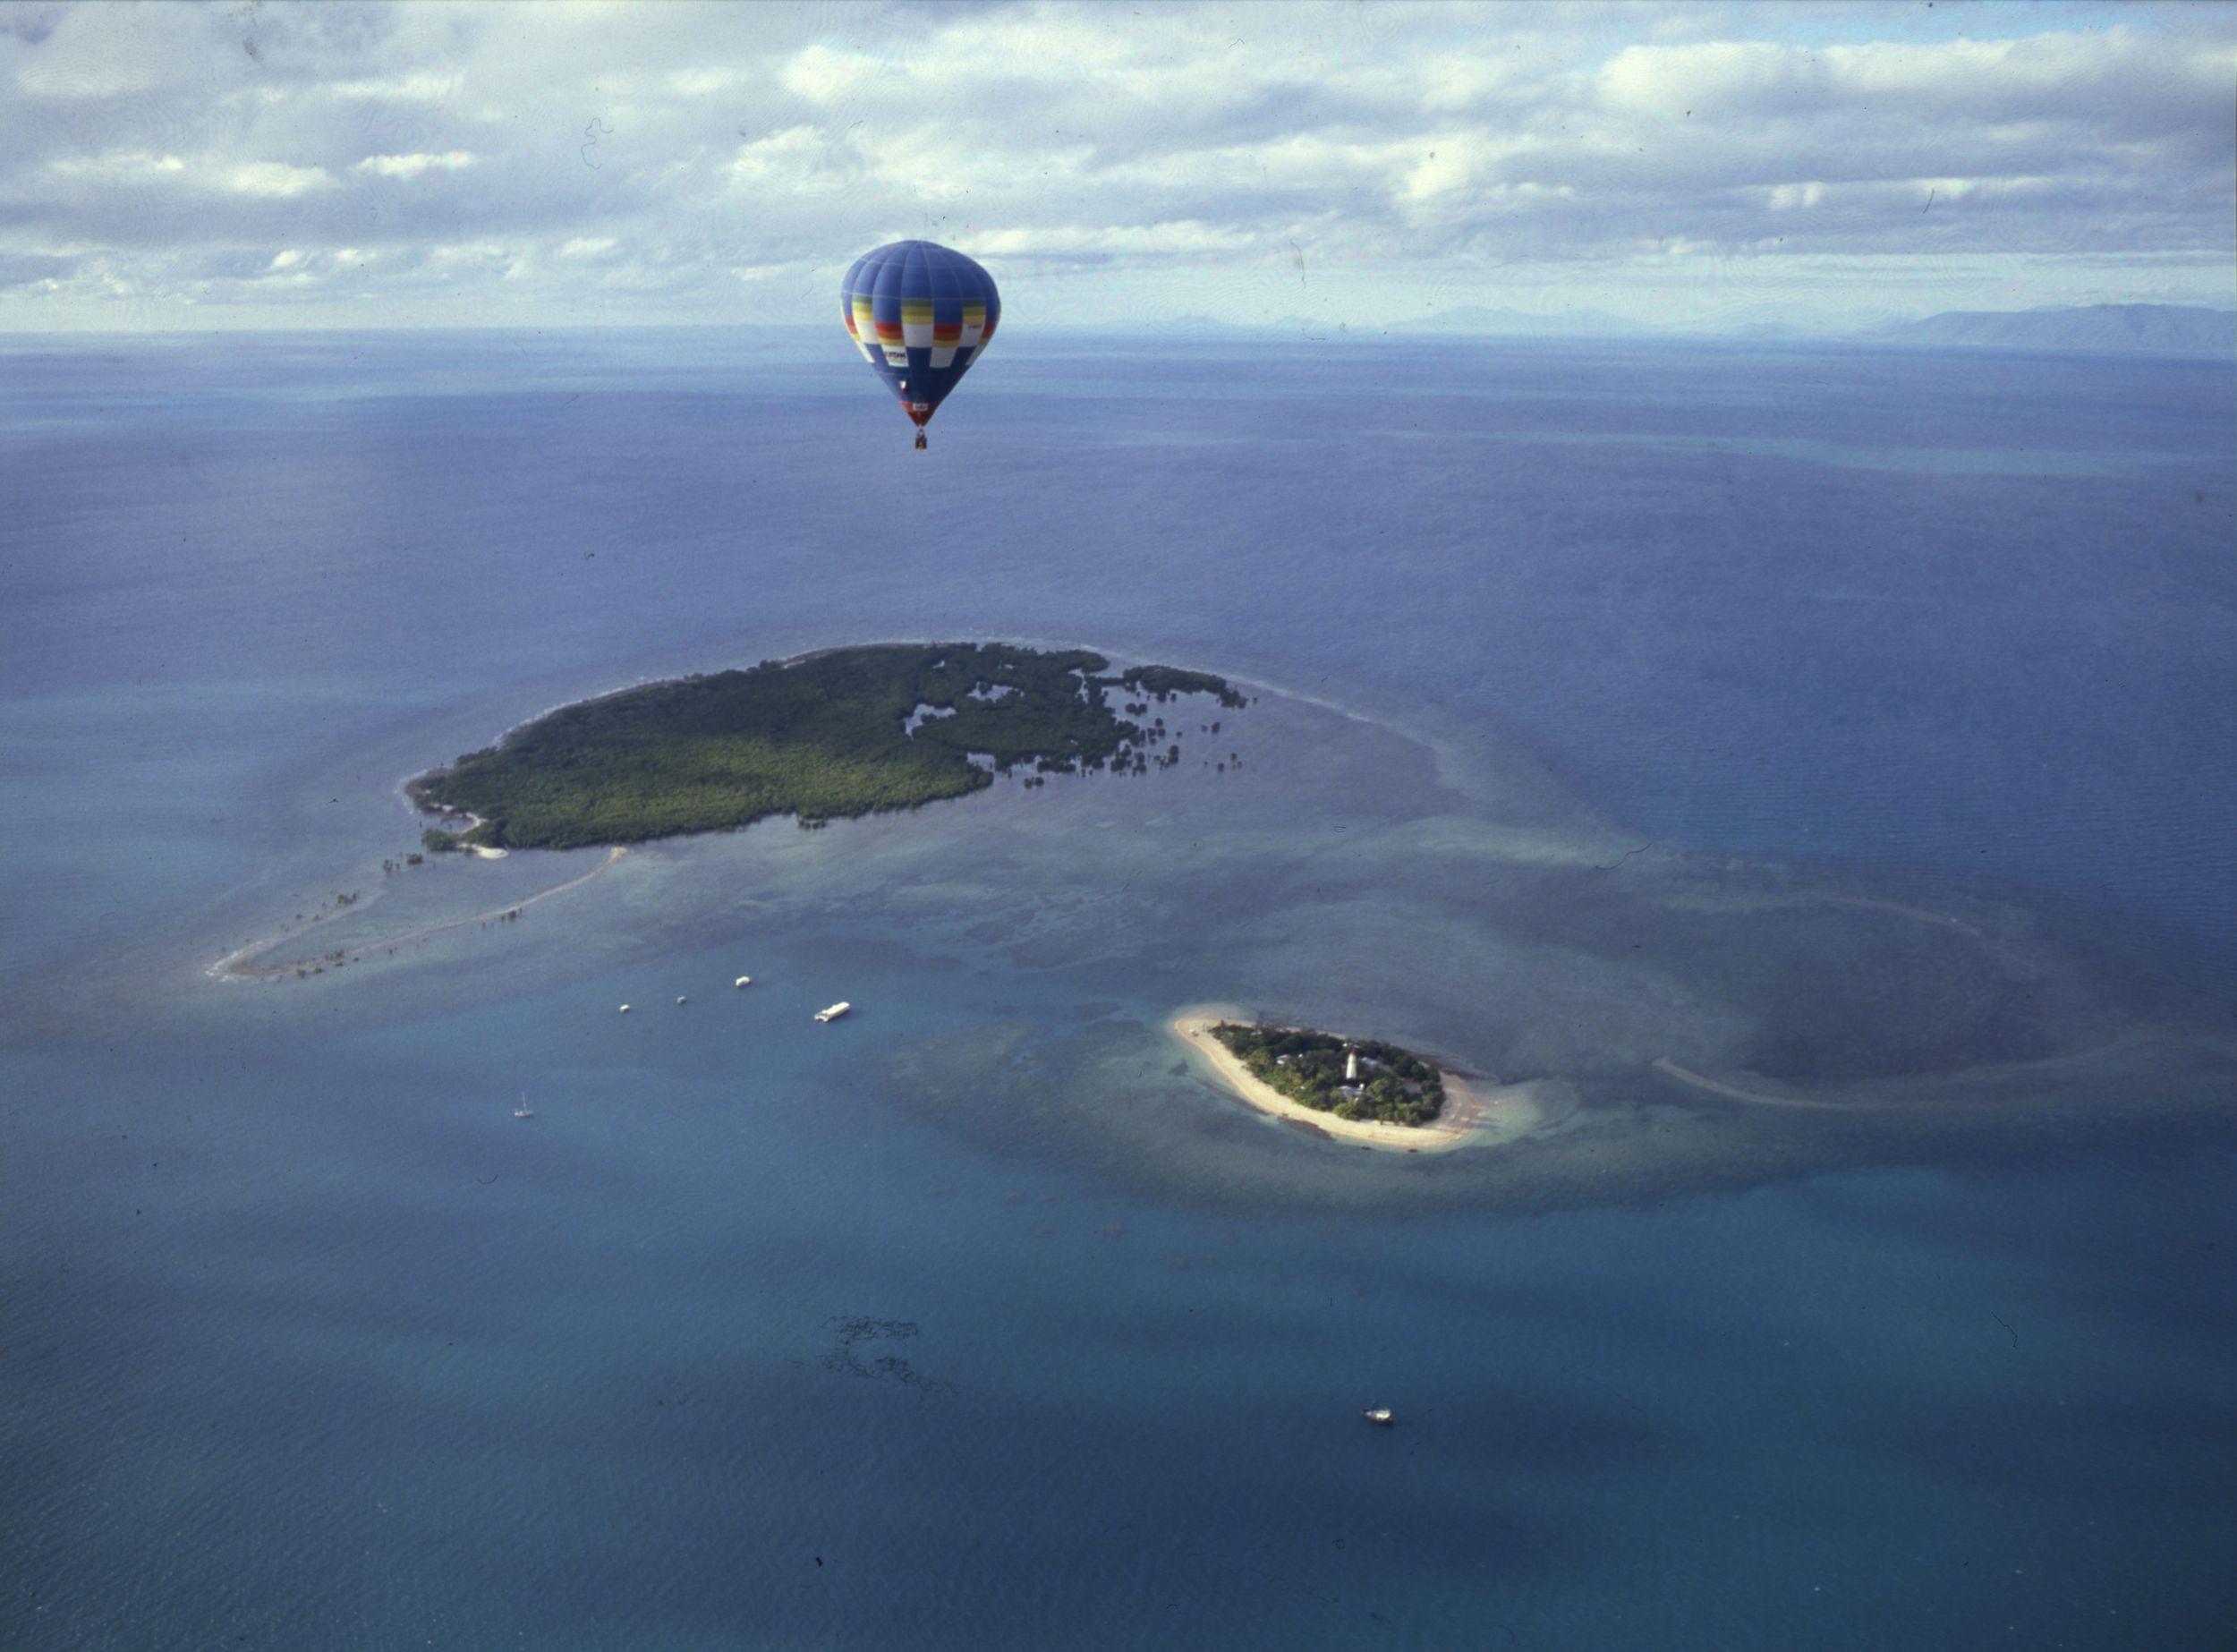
[1170,1006,1543,1154]
[211,644,1241,983]
[409,643,1246,851]
[1215,1021,1447,1125]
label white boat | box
[814,1001,851,1023]
[1360,1406,1394,1426]
[735,975,753,988]
[514,1093,535,1120]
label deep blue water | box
[2,330,2231,1648]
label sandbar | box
[209,846,626,982]
[1168,1004,1546,1154]
[1651,1056,1851,1111]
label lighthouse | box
[1344,1045,1359,1083]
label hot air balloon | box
[841,240,1000,450]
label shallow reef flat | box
[847,676,2232,1211]
[155,651,2237,1213]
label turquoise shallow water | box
[2,332,2232,1648]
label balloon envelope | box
[841,240,1001,430]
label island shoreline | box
[1168,1004,1541,1154]
[404,640,1244,853]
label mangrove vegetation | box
[410,643,1244,850]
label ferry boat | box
[814,1001,851,1023]
[1360,1406,1394,1426]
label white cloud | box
[726,126,848,190]
[973,221,1258,258]
[668,67,745,98]
[355,151,479,179]
[779,42,882,106]
[13,1,182,99]
[328,72,465,105]
[1400,135,1545,205]
[1594,29,2232,133]
[222,162,336,200]
[0,1,2226,331]
[429,240,515,266]
[48,150,188,181]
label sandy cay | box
[1167,1004,1547,1154]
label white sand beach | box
[1168,1003,1548,1153]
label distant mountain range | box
[1150,302,2234,355]
[1857,304,2235,355]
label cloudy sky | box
[2,0,2230,333]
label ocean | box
[2,328,2231,1649]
